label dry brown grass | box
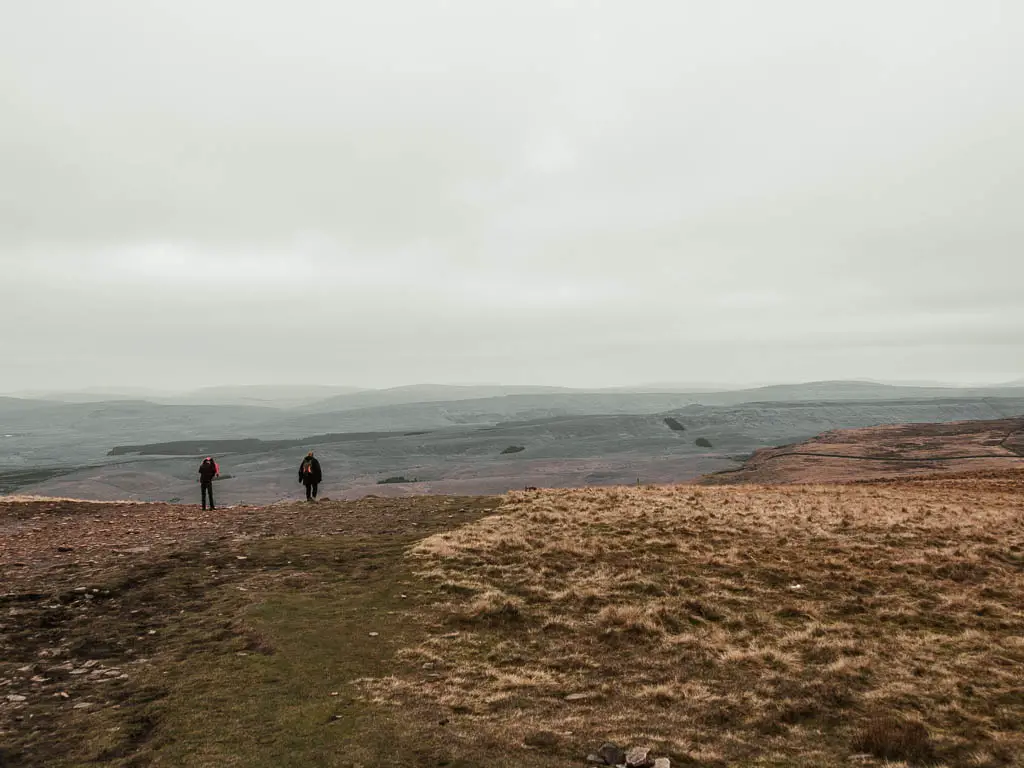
[364,476,1024,767]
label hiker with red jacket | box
[198,456,220,510]
[298,451,323,501]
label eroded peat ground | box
[2,473,1023,767]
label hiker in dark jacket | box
[198,456,220,510]
[298,451,323,501]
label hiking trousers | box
[305,482,319,501]
[201,481,215,510]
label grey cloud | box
[1,0,1022,390]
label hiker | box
[198,456,220,510]
[298,451,323,501]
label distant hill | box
[9,387,176,403]
[298,380,1024,416]
[8,380,1024,414]
[0,396,59,413]
[165,385,366,408]
[298,384,581,412]
[680,379,1024,405]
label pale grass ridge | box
[364,480,1024,767]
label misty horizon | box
[6,375,1024,401]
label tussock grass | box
[452,590,526,626]
[853,714,936,764]
[365,479,1024,767]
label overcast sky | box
[1,0,1021,391]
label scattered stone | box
[564,692,593,702]
[73,702,94,710]
[83,660,100,668]
[368,632,379,637]
[626,746,652,767]
[6,694,27,702]
[625,746,653,767]
[653,759,671,768]
[440,632,460,639]
[598,743,626,766]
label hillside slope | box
[703,416,1024,484]
[4,476,1021,766]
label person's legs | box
[312,483,318,499]
[305,482,312,501]
[208,483,215,510]
[201,482,209,509]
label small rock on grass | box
[597,743,626,766]
[625,746,652,767]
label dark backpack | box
[199,458,218,481]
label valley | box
[3,383,1024,503]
